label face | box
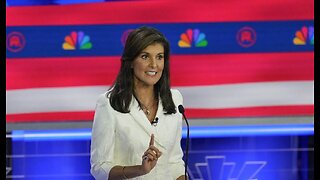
[132,43,165,88]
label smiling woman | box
[90,26,187,180]
[132,43,164,90]
[131,43,165,120]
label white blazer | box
[90,89,185,180]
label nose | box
[149,57,157,68]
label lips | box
[145,71,157,76]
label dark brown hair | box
[108,26,176,114]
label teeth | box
[146,71,156,75]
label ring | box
[143,156,148,160]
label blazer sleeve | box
[169,89,186,179]
[90,93,117,180]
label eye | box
[156,54,164,60]
[141,54,148,60]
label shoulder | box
[96,92,111,108]
[170,89,182,98]
[170,89,183,105]
[97,92,108,103]
[94,92,120,120]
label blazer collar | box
[129,95,167,150]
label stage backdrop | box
[6,0,314,123]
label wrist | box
[122,166,129,179]
[138,165,148,176]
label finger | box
[144,150,157,160]
[145,153,155,161]
[143,149,155,156]
[150,150,158,159]
[149,134,154,146]
[148,145,162,158]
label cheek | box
[158,61,165,71]
[133,68,144,78]
[133,62,145,74]
[158,65,165,77]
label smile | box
[145,71,157,76]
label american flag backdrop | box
[6,0,314,123]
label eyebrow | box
[140,52,164,55]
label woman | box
[90,26,186,180]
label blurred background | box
[6,0,314,179]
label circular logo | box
[236,26,256,48]
[6,32,26,52]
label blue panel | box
[6,21,314,58]
[195,163,210,180]
[10,128,313,179]
[186,143,300,179]
[12,138,93,179]
[220,162,235,180]
[10,124,314,142]
[12,124,314,145]
[206,156,225,179]
[182,124,314,138]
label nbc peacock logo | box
[62,31,92,50]
[178,28,208,48]
[293,26,314,45]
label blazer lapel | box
[129,97,153,135]
[129,96,167,150]
[153,98,169,150]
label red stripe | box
[6,56,120,90]
[6,111,95,123]
[186,105,314,118]
[6,0,314,26]
[171,52,314,86]
[6,105,313,123]
[6,52,314,89]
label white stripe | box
[6,86,109,114]
[177,81,314,108]
[6,81,313,114]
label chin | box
[148,81,159,86]
[146,79,160,86]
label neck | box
[133,86,159,121]
[133,86,155,105]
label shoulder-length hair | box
[108,26,176,114]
